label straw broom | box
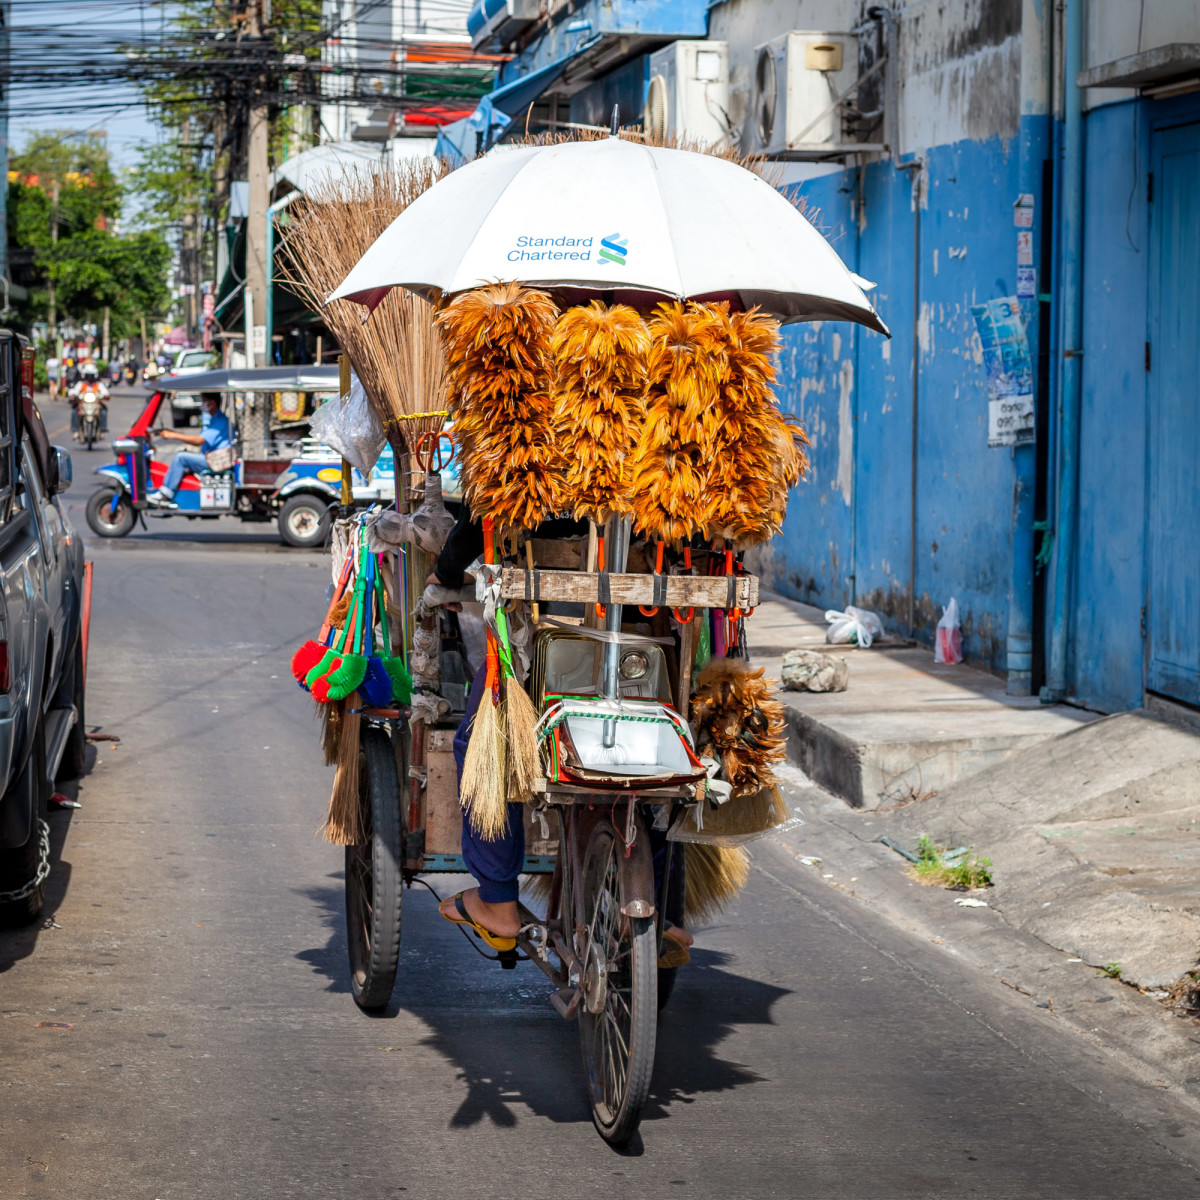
[276,161,452,451]
[322,691,363,845]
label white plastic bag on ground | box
[934,597,963,664]
[824,606,884,648]
[307,375,386,477]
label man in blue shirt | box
[147,393,233,509]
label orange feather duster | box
[628,302,725,546]
[436,282,564,529]
[550,301,650,524]
[704,306,809,546]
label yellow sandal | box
[441,892,518,952]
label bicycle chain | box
[0,820,50,903]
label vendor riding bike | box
[146,393,232,509]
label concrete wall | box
[1084,0,1200,109]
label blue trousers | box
[453,665,674,907]
[454,665,525,903]
[160,450,208,496]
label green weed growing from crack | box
[909,834,993,890]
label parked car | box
[0,336,87,926]
[161,349,218,427]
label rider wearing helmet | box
[67,362,110,440]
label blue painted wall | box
[768,135,1023,672]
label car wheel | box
[85,487,135,538]
[0,715,50,928]
[278,495,332,549]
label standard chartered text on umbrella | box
[509,235,595,262]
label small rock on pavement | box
[781,648,849,693]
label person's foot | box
[438,888,520,939]
[146,490,177,510]
[658,923,693,968]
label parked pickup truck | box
[0,336,86,926]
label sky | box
[6,1,178,171]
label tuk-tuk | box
[84,366,398,548]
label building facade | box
[451,0,1200,715]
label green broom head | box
[383,657,412,704]
[310,545,370,703]
[306,649,344,701]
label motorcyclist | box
[67,362,110,441]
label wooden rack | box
[498,568,758,610]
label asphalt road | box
[0,388,1197,1198]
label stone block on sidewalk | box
[781,648,848,693]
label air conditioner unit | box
[645,41,730,147]
[751,31,858,155]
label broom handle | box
[317,543,357,642]
[482,517,499,701]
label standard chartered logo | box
[597,233,628,266]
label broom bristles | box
[319,699,342,766]
[460,695,509,839]
[322,692,362,845]
[504,677,539,799]
[684,843,750,927]
[275,161,451,446]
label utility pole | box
[245,0,271,368]
[47,180,59,333]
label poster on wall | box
[970,296,1035,448]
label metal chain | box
[0,820,50,903]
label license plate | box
[199,486,232,509]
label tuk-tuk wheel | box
[85,487,135,538]
[278,494,332,549]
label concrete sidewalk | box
[746,592,1094,808]
[746,592,1200,992]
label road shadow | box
[296,874,789,1139]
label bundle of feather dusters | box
[551,301,649,524]
[436,282,564,530]
[690,659,787,798]
[704,305,809,545]
[628,301,808,548]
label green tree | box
[8,132,171,336]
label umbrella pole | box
[602,516,631,747]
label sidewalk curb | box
[768,770,1200,1122]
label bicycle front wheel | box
[577,816,657,1146]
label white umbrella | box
[329,136,889,335]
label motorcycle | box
[123,363,138,386]
[77,387,103,451]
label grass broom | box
[684,843,750,927]
[322,691,362,845]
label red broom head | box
[292,640,326,683]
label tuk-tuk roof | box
[148,365,341,394]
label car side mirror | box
[52,447,72,495]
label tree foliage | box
[8,132,171,335]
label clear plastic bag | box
[307,375,386,477]
[824,605,884,648]
[934,597,963,664]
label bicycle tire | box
[577,817,657,1147]
[344,727,403,1011]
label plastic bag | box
[934,597,963,664]
[824,606,884,649]
[307,375,386,477]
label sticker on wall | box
[971,296,1034,448]
[1017,267,1037,298]
[1016,231,1033,266]
[1013,193,1034,228]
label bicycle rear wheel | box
[577,816,657,1146]
[345,727,403,1011]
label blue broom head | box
[359,656,394,708]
